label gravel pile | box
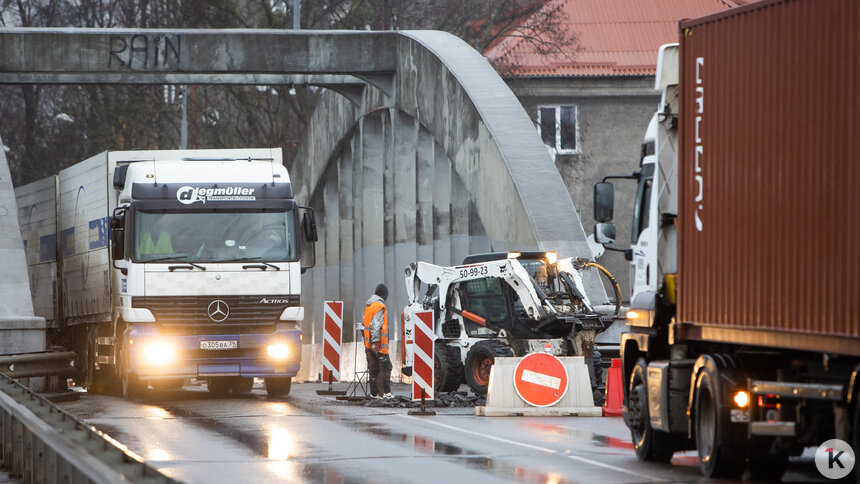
[358,391,486,408]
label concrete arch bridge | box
[0,28,603,378]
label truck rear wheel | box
[434,342,463,392]
[464,340,513,395]
[628,358,675,462]
[265,377,292,397]
[694,364,744,478]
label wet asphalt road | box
[57,382,827,484]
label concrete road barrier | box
[476,356,602,417]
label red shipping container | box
[676,0,860,356]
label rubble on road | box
[357,391,486,408]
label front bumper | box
[126,324,302,379]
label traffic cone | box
[602,358,624,416]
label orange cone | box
[602,358,624,416]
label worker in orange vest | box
[363,283,393,399]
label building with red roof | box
[487,0,738,295]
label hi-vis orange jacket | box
[363,300,389,355]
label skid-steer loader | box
[400,251,619,403]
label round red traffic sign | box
[513,353,569,407]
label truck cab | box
[107,149,316,398]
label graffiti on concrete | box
[108,35,181,70]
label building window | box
[538,105,579,154]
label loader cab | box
[455,252,565,339]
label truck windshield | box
[134,210,297,263]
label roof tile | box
[486,0,738,77]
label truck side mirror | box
[594,182,615,222]
[302,210,318,243]
[298,206,317,273]
[111,207,126,263]
[594,222,616,245]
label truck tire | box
[628,358,675,462]
[265,377,292,397]
[434,342,463,393]
[81,327,96,391]
[120,345,146,401]
[464,340,513,395]
[693,364,744,478]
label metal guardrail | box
[0,352,76,379]
[0,374,180,483]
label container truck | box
[15,148,317,399]
[592,0,859,478]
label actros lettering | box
[108,35,181,70]
[694,56,705,232]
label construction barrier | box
[602,358,624,416]
[411,310,435,401]
[321,301,344,382]
[476,356,601,416]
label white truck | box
[400,251,619,400]
[15,148,317,399]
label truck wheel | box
[464,340,513,395]
[207,378,231,397]
[81,327,96,391]
[265,377,292,397]
[628,358,675,462]
[694,364,744,478]
[120,346,146,400]
[434,342,463,393]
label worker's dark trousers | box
[365,349,392,396]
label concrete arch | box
[294,31,603,345]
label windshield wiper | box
[220,257,281,271]
[142,255,206,271]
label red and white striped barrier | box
[411,310,435,401]
[322,301,343,382]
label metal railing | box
[0,374,180,483]
[0,352,76,379]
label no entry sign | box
[513,353,569,407]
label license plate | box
[199,340,238,350]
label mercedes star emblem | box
[207,300,229,322]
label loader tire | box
[590,349,605,406]
[434,342,463,393]
[464,340,514,395]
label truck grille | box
[131,295,299,327]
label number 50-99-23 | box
[459,266,488,278]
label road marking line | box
[399,415,667,482]
[520,369,561,389]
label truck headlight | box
[142,341,176,366]
[267,343,289,360]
